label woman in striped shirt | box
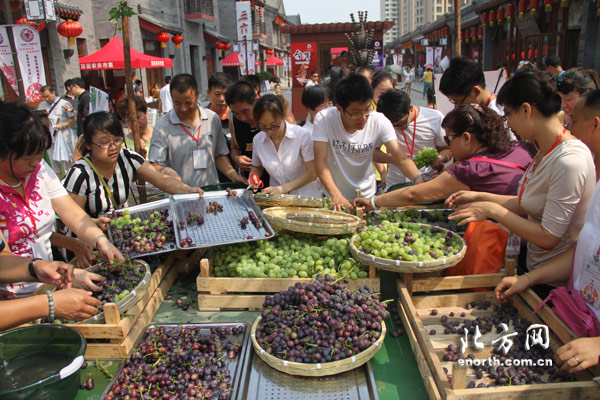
[64,112,203,218]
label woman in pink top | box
[0,103,123,298]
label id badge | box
[579,241,600,308]
[193,149,207,169]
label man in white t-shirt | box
[160,76,173,113]
[313,74,421,211]
[377,89,451,190]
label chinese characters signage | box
[290,42,316,88]
[236,1,252,42]
[461,323,550,355]
[25,0,56,21]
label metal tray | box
[234,333,379,400]
[107,199,177,258]
[170,190,275,249]
[100,322,250,400]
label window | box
[436,6,442,12]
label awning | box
[203,29,231,44]
[222,52,240,66]
[402,41,413,49]
[265,55,284,66]
[138,15,182,35]
[79,36,173,70]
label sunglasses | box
[443,133,462,145]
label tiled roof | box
[55,2,83,19]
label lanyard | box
[485,93,494,107]
[518,128,566,209]
[179,123,201,148]
[0,175,38,237]
[401,117,417,159]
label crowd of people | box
[2,55,600,372]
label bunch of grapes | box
[413,147,439,169]
[206,201,224,215]
[355,221,463,262]
[104,325,244,400]
[108,209,174,257]
[247,211,262,229]
[322,198,356,215]
[239,216,249,229]
[186,212,204,226]
[255,275,388,363]
[369,209,465,234]
[91,260,146,306]
[433,302,572,388]
[225,187,238,197]
[213,232,369,279]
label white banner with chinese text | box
[14,25,46,102]
[0,27,19,96]
[236,1,252,42]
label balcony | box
[184,0,215,22]
[253,21,267,39]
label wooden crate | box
[196,255,380,311]
[397,274,600,399]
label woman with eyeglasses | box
[354,104,532,210]
[556,68,600,123]
[0,103,124,298]
[248,94,320,197]
[63,111,203,218]
[447,71,596,276]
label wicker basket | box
[350,224,467,273]
[250,316,386,376]
[253,193,325,208]
[262,207,361,235]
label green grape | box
[413,147,439,169]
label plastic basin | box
[0,325,86,400]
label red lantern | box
[172,34,184,49]
[224,43,231,51]
[57,19,82,47]
[157,32,170,48]
[498,7,505,24]
[16,17,45,32]
[215,42,225,50]
[266,49,273,55]
[464,29,470,43]
[531,0,539,15]
[481,12,489,27]
[489,10,496,27]
[544,0,553,12]
[477,26,483,40]
[519,0,527,18]
[507,3,515,22]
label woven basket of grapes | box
[250,276,387,377]
[262,207,361,235]
[350,222,467,273]
[253,193,325,208]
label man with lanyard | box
[148,74,246,188]
[376,89,451,191]
[225,80,270,186]
[37,85,77,175]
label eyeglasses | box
[261,121,284,132]
[449,92,470,106]
[92,139,124,149]
[344,105,373,120]
[392,115,410,129]
[443,133,462,145]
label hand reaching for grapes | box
[188,187,204,198]
[331,195,353,212]
[495,275,529,302]
[93,217,112,232]
[72,238,95,269]
[555,337,600,373]
[73,269,105,292]
[353,197,373,212]
[262,186,285,195]
[96,236,125,264]
[448,201,499,226]
[445,190,481,209]
[34,260,74,289]
[430,156,446,171]
[53,288,101,321]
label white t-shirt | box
[252,122,321,198]
[302,120,314,134]
[313,108,397,199]
[386,107,446,189]
[160,84,172,113]
[520,140,596,270]
[573,183,600,322]
[403,70,413,83]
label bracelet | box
[28,258,42,280]
[370,196,379,210]
[46,290,55,322]
[524,272,533,288]
[94,234,106,249]
[411,173,423,184]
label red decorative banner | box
[290,42,316,88]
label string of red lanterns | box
[157,32,170,48]
[57,19,82,47]
[16,17,45,32]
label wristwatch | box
[28,258,42,280]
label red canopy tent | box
[221,52,262,67]
[265,55,284,66]
[79,36,173,70]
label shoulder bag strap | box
[468,157,527,171]
[82,156,119,210]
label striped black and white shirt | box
[63,149,145,218]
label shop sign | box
[25,0,56,22]
[290,42,316,88]
[235,1,252,42]
[515,14,540,37]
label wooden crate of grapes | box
[196,233,380,311]
[397,275,600,399]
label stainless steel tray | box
[234,333,380,400]
[170,190,276,249]
[100,322,250,400]
[107,199,177,258]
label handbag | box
[533,248,600,338]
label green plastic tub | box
[0,325,86,400]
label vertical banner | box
[290,42,316,88]
[0,27,19,95]
[369,40,383,70]
[426,47,434,66]
[238,42,247,76]
[236,1,252,42]
[434,47,443,63]
[89,86,110,114]
[13,25,46,102]
[247,50,256,75]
